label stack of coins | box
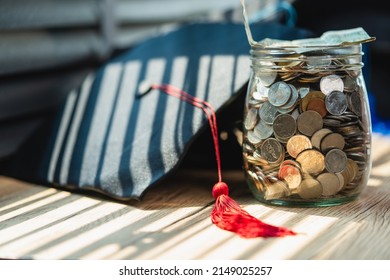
[243,53,369,202]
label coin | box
[300,91,325,112]
[254,78,270,99]
[343,75,357,93]
[336,173,345,189]
[247,130,262,145]
[299,86,310,98]
[325,149,347,173]
[260,138,284,164]
[244,108,258,130]
[287,135,312,158]
[247,170,265,192]
[268,81,291,107]
[320,74,344,95]
[341,159,358,187]
[259,101,279,124]
[348,91,362,117]
[264,181,289,200]
[273,114,297,140]
[311,128,332,150]
[297,110,324,136]
[253,119,274,140]
[278,163,302,191]
[297,178,323,199]
[296,149,325,175]
[258,61,277,86]
[320,132,345,153]
[325,91,348,115]
[306,98,327,117]
[317,173,341,196]
[278,84,299,112]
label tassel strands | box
[139,82,296,238]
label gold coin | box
[286,135,312,158]
[297,178,323,199]
[317,172,341,196]
[296,149,325,175]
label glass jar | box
[242,44,372,207]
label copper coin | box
[317,172,341,196]
[260,138,284,164]
[287,135,312,158]
[278,164,302,191]
[307,98,327,118]
[320,132,345,153]
[301,91,325,112]
[296,149,325,175]
[273,114,297,140]
[311,128,332,150]
[325,91,348,116]
[268,81,291,107]
[297,178,323,199]
[320,74,344,95]
[325,149,347,173]
[297,110,323,136]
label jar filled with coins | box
[242,31,375,206]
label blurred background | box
[0,0,389,167]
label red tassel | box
[144,83,297,238]
[211,182,296,238]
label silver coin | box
[253,119,274,140]
[257,61,277,86]
[278,84,299,112]
[254,79,270,99]
[298,86,310,98]
[325,149,348,173]
[244,107,258,130]
[325,91,348,115]
[247,130,262,145]
[260,138,283,163]
[320,75,344,95]
[268,81,291,107]
[259,101,279,124]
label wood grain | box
[0,133,389,260]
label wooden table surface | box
[0,133,389,260]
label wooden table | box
[0,133,389,260]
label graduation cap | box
[4,22,310,237]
